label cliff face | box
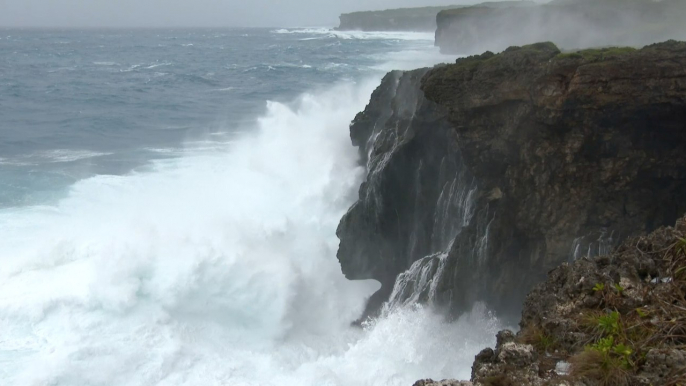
[336,69,472,318]
[337,41,686,321]
[435,0,686,55]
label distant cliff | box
[435,0,686,54]
[337,6,459,32]
[337,40,686,322]
[336,2,533,32]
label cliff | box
[337,6,460,32]
[336,2,533,32]
[337,40,686,322]
[435,0,686,54]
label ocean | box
[0,28,501,385]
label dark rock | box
[338,40,686,321]
[470,330,541,385]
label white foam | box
[0,150,112,166]
[0,77,499,386]
[38,149,113,163]
[272,28,435,42]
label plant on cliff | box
[567,226,686,385]
[519,325,557,353]
[506,216,686,386]
[569,346,632,386]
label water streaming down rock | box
[384,174,480,312]
[569,229,618,261]
[338,41,686,323]
[336,68,490,319]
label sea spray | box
[0,49,501,386]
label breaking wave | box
[0,62,498,386]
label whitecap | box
[35,150,112,163]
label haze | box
[0,0,524,28]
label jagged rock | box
[338,40,686,321]
[470,329,542,386]
[486,214,686,385]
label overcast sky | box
[0,0,503,28]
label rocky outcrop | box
[435,0,686,55]
[337,40,686,321]
[463,213,686,385]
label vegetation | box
[519,223,686,385]
[572,232,686,385]
[519,325,557,353]
[555,46,637,62]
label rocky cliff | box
[435,0,686,55]
[337,40,686,322]
[418,213,686,385]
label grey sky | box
[0,0,496,28]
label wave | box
[272,28,435,41]
[0,150,113,166]
[38,150,113,163]
[0,76,497,385]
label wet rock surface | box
[338,40,686,321]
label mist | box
[0,0,524,28]
[436,0,686,54]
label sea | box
[0,28,502,386]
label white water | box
[0,77,501,385]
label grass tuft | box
[569,348,632,386]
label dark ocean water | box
[0,28,436,207]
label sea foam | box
[0,77,499,386]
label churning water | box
[0,28,502,385]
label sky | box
[0,0,500,28]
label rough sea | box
[0,28,502,385]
